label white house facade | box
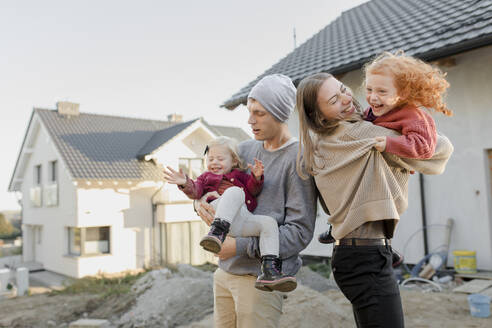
[9,103,249,278]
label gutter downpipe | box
[151,182,165,267]
[419,173,430,255]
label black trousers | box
[331,244,404,328]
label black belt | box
[335,238,390,246]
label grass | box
[0,246,22,258]
[49,262,218,299]
[50,270,148,298]
[307,261,332,279]
[193,262,218,272]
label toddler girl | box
[163,136,296,292]
[364,51,452,156]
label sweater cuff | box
[177,175,192,191]
[384,136,397,154]
[251,172,264,184]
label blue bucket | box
[467,294,491,318]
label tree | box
[0,213,20,239]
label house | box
[8,102,250,278]
[223,0,492,270]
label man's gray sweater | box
[219,139,317,276]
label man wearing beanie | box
[195,74,317,327]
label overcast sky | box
[0,0,368,210]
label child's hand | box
[162,166,187,185]
[374,136,386,152]
[248,158,264,181]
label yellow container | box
[453,250,477,274]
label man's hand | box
[248,158,264,181]
[374,136,387,152]
[194,192,218,226]
[216,237,236,260]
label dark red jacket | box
[178,169,264,212]
[364,104,437,159]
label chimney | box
[57,101,80,117]
[167,113,183,123]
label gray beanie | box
[248,74,296,122]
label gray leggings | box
[211,186,279,257]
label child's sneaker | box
[255,255,297,292]
[199,218,230,254]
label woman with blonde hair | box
[295,71,453,327]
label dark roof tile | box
[223,0,492,109]
[33,109,249,182]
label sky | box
[0,0,368,210]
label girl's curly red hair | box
[364,51,452,116]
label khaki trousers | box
[213,268,283,328]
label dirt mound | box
[0,293,100,327]
[280,284,353,327]
[117,265,213,328]
[179,277,353,328]
[1,265,492,327]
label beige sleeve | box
[344,121,454,175]
[382,134,454,175]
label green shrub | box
[51,270,148,298]
[194,262,218,272]
[308,261,332,279]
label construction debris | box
[453,279,492,294]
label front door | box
[33,226,43,263]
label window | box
[30,164,42,207]
[85,227,110,254]
[45,161,58,207]
[68,226,110,256]
[50,161,57,182]
[69,228,81,256]
[34,164,42,185]
[178,158,205,179]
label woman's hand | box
[194,192,218,226]
[162,166,187,185]
[248,158,264,181]
[374,136,387,152]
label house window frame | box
[30,164,43,207]
[67,226,111,257]
[178,157,205,179]
[50,160,57,183]
[44,160,59,207]
[34,164,42,185]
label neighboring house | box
[8,102,250,278]
[223,0,492,269]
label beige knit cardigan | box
[313,119,454,240]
